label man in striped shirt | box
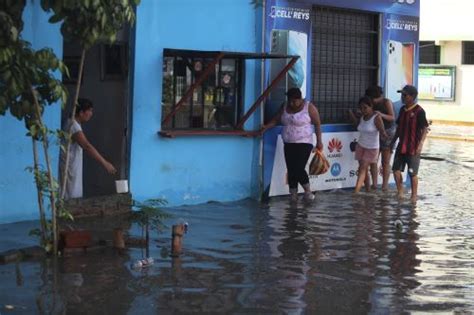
[391,85,429,202]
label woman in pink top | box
[262,88,323,202]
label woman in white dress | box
[60,98,116,199]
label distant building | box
[419,0,474,123]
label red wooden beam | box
[236,56,299,129]
[161,52,225,126]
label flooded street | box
[1,138,473,314]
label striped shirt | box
[395,104,428,155]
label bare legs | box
[355,160,370,193]
[380,148,392,191]
[410,175,418,203]
[393,170,404,198]
[363,163,378,191]
[393,170,418,202]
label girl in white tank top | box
[357,114,380,149]
[349,96,387,193]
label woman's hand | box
[315,142,323,152]
[103,161,117,174]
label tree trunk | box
[32,138,47,246]
[145,223,150,258]
[30,86,59,255]
[60,49,86,199]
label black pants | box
[284,143,313,189]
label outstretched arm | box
[260,103,284,134]
[309,103,323,151]
[347,109,359,126]
[73,131,117,174]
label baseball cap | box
[397,85,418,97]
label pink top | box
[281,101,314,144]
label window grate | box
[311,6,379,124]
[419,41,441,64]
[462,41,474,65]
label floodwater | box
[1,138,473,314]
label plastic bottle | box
[176,218,189,233]
[132,257,154,269]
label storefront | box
[262,0,420,197]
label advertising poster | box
[418,66,456,101]
[263,0,419,197]
[381,13,420,115]
[264,0,312,122]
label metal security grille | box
[311,7,379,123]
[420,41,441,64]
[462,41,474,65]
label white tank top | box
[357,114,379,149]
[281,101,314,144]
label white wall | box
[420,1,474,123]
[420,0,474,41]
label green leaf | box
[48,14,63,24]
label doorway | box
[61,28,132,197]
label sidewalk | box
[428,122,474,141]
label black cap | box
[286,87,302,100]
[397,85,418,98]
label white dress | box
[60,119,83,199]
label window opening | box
[462,41,474,65]
[419,41,440,64]
[160,49,298,137]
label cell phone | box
[386,40,415,101]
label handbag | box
[309,150,330,175]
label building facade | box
[419,0,474,123]
[0,0,420,223]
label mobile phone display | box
[386,40,415,101]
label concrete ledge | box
[430,120,474,127]
[64,193,132,218]
[428,134,474,142]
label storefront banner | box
[264,0,312,121]
[299,0,419,16]
[381,13,420,116]
[266,130,401,196]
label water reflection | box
[0,139,473,314]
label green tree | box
[1,0,69,253]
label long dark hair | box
[358,96,374,108]
[74,98,93,116]
[365,85,383,99]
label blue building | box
[0,0,420,223]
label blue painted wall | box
[130,0,263,205]
[0,2,62,223]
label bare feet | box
[304,192,315,202]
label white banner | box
[269,131,398,196]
